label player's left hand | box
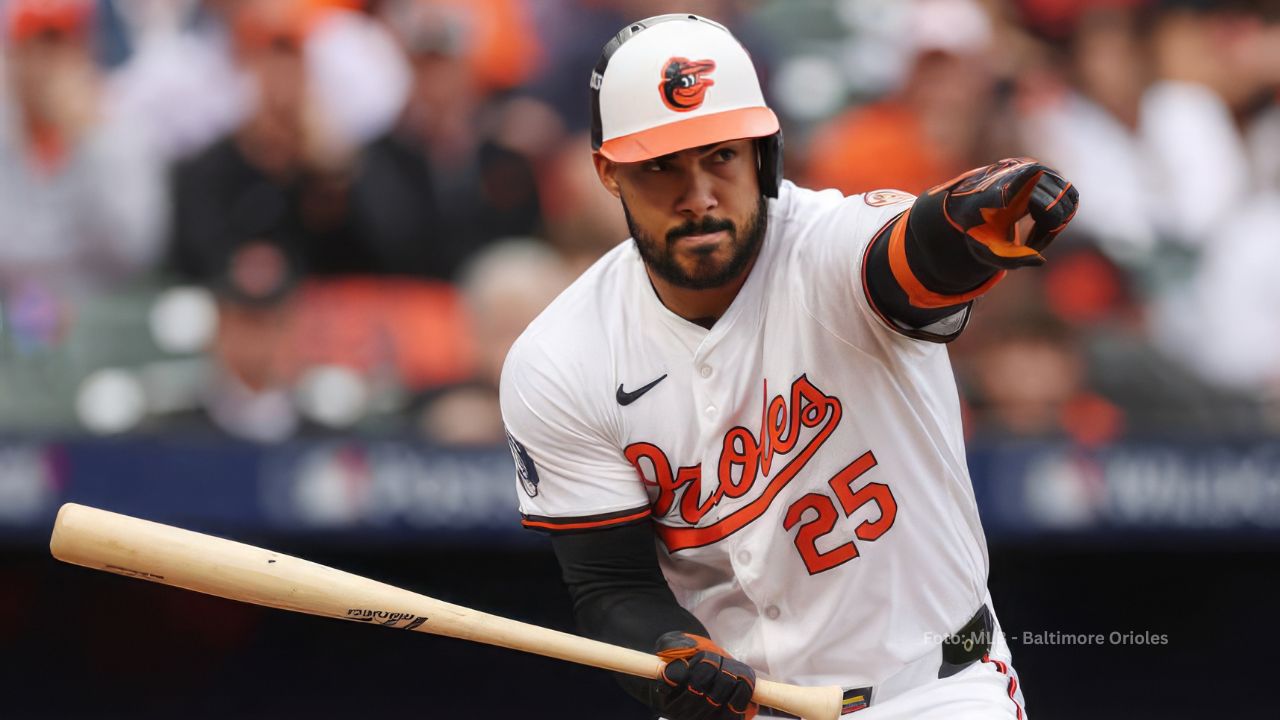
[655,631,759,720]
[928,157,1079,270]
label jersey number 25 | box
[783,451,897,575]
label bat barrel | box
[51,502,432,620]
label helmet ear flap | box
[757,131,783,198]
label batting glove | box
[655,631,758,720]
[920,157,1079,270]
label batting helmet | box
[589,14,784,197]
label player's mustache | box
[666,216,736,244]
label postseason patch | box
[505,429,540,498]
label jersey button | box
[764,606,781,620]
[704,405,717,418]
[699,365,713,378]
[736,549,751,564]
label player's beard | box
[624,195,768,290]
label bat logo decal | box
[346,609,428,630]
[659,57,716,112]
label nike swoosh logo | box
[616,374,668,406]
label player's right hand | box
[655,631,758,720]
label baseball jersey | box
[500,180,990,690]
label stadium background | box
[2,0,1278,717]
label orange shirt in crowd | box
[425,0,542,91]
[803,101,961,197]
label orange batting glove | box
[922,157,1080,269]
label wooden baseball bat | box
[50,503,842,720]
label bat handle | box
[754,678,843,720]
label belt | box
[757,603,995,717]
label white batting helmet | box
[589,14,783,197]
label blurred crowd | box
[0,0,1278,445]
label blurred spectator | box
[1142,4,1254,246]
[1017,2,1264,260]
[1005,0,1280,414]
[202,242,302,443]
[962,315,1125,446]
[0,0,166,293]
[363,0,550,280]
[1018,2,1280,253]
[539,132,629,274]
[169,0,427,280]
[418,239,572,445]
[1015,2,1158,261]
[414,0,542,92]
[956,245,1262,436]
[1143,5,1280,399]
[106,0,408,162]
[1169,194,1280,393]
[804,0,1000,194]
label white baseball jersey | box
[500,180,1015,708]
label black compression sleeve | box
[864,201,998,339]
[550,522,706,711]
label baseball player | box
[501,14,1077,720]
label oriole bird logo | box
[659,57,716,111]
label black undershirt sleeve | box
[863,203,999,342]
[550,522,706,711]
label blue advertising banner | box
[970,439,1280,539]
[0,437,526,545]
[3,437,1280,544]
